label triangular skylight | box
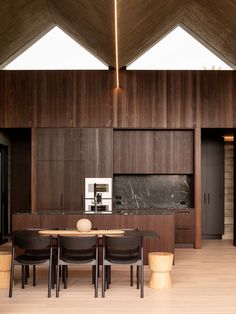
[4,26,107,70]
[128,26,232,70]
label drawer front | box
[175,210,194,227]
[175,226,194,244]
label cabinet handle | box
[204,193,206,204]
[176,227,191,230]
[208,193,210,204]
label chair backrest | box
[13,230,51,250]
[104,235,142,251]
[59,236,97,251]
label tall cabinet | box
[36,128,113,211]
[201,137,224,237]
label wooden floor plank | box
[1,240,236,314]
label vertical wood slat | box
[31,128,37,213]
[194,127,201,248]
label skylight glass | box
[128,26,232,70]
[4,26,107,70]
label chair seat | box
[15,254,49,264]
[106,255,140,264]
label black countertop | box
[13,208,193,215]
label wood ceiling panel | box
[0,0,236,69]
[0,0,53,68]
[181,0,236,68]
[47,0,115,67]
[117,0,187,67]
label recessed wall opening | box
[201,128,234,241]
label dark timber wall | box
[0,69,235,249]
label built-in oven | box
[85,178,112,214]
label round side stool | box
[0,250,12,289]
[148,252,174,290]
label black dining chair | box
[9,230,53,298]
[56,235,99,298]
[102,234,144,298]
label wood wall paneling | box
[76,71,114,127]
[199,71,236,128]
[37,71,75,127]
[116,71,167,128]
[167,71,197,128]
[0,70,236,129]
[0,71,35,127]
[12,214,41,231]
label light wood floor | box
[1,240,236,314]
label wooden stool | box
[0,250,12,289]
[148,252,174,290]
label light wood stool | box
[0,250,12,289]
[148,252,174,290]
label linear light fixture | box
[114,0,119,88]
[223,135,234,142]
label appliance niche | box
[113,175,193,210]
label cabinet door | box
[84,128,113,177]
[37,128,65,161]
[36,161,64,210]
[201,138,224,236]
[114,130,193,174]
[175,210,194,244]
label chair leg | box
[63,265,67,289]
[21,265,25,289]
[95,263,98,298]
[24,265,28,285]
[48,258,52,298]
[130,265,133,286]
[56,264,60,298]
[33,265,36,286]
[140,264,144,298]
[106,266,109,289]
[108,265,111,284]
[102,263,105,298]
[26,265,30,278]
[9,260,14,298]
[92,265,95,285]
[136,266,139,289]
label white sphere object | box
[76,218,92,232]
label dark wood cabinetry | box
[114,130,193,174]
[175,209,194,246]
[36,161,64,210]
[146,215,175,254]
[36,128,113,212]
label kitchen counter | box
[13,208,193,215]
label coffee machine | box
[85,178,112,214]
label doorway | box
[201,129,234,240]
[0,144,8,244]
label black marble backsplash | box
[113,175,193,210]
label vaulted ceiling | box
[0,0,236,69]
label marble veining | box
[113,175,193,210]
